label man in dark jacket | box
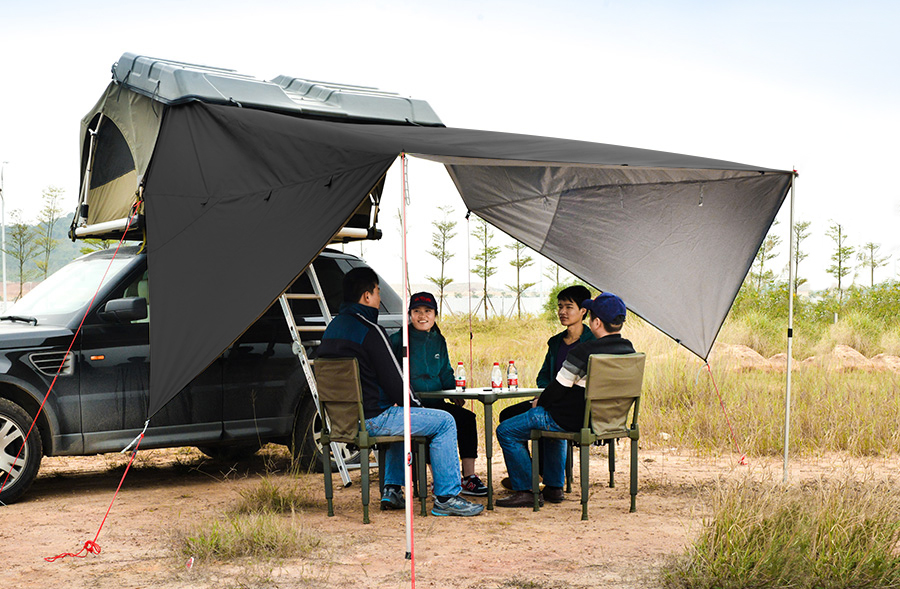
[496,292,636,508]
[317,267,483,517]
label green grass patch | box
[174,511,321,561]
[173,477,322,562]
[234,477,321,514]
[663,478,900,589]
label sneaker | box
[431,495,484,517]
[461,475,488,497]
[380,486,404,510]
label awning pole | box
[400,154,415,577]
[783,171,797,483]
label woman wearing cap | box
[389,292,488,497]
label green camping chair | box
[531,352,646,519]
[315,357,428,524]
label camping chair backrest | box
[314,357,365,444]
[584,353,646,437]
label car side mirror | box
[98,297,148,322]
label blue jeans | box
[366,406,462,498]
[496,406,566,491]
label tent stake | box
[783,172,797,483]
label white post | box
[0,162,7,308]
[400,154,415,570]
[783,172,797,483]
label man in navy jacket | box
[317,267,483,517]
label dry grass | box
[663,477,900,588]
[440,313,900,457]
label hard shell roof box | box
[112,53,443,126]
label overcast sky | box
[1,0,898,293]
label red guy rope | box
[44,429,145,561]
[704,362,748,465]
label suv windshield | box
[6,252,136,326]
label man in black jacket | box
[496,292,636,508]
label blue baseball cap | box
[582,292,626,323]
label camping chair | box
[531,352,645,519]
[315,357,428,524]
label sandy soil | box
[3,445,896,589]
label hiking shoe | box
[380,486,404,510]
[461,475,488,496]
[431,495,484,517]
[543,486,564,503]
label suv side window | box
[287,257,343,316]
[121,270,150,323]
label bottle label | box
[508,377,518,388]
[455,378,466,391]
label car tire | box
[0,398,43,505]
[291,394,361,473]
[196,444,261,462]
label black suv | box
[0,246,401,504]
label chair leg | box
[324,438,334,517]
[362,444,371,524]
[531,432,541,512]
[630,437,638,513]
[580,443,590,521]
[417,440,428,517]
[565,441,573,494]
[378,446,387,498]
[608,440,616,488]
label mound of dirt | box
[714,343,900,373]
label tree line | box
[425,207,565,319]
[749,219,892,301]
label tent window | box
[87,118,135,189]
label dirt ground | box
[3,445,896,589]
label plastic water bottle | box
[491,362,502,393]
[455,362,466,392]
[507,360,518,391]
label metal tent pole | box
[400,154,415,576]
[783,172,797,483]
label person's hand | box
[530,397,539,408]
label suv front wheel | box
[291,395,360,473]
[0,398,43,505]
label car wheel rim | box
[312,416,359,463]
[0,414,28,485]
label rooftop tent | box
[78,54,793,419]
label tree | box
[857,242,890,287]
[506,241,537,318]
[3,210,39,299]
[826,221,854,303]
[791,220,811,296]
[543,260,561,289]
[750,220,781,290]
[472,217,500,320]
[35,186,65,279]
[426,206,457,315]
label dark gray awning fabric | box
[144,101,791,417]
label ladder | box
[278,264,352,486]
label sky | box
[1,0,898,295]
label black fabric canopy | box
[144,101,792,418]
